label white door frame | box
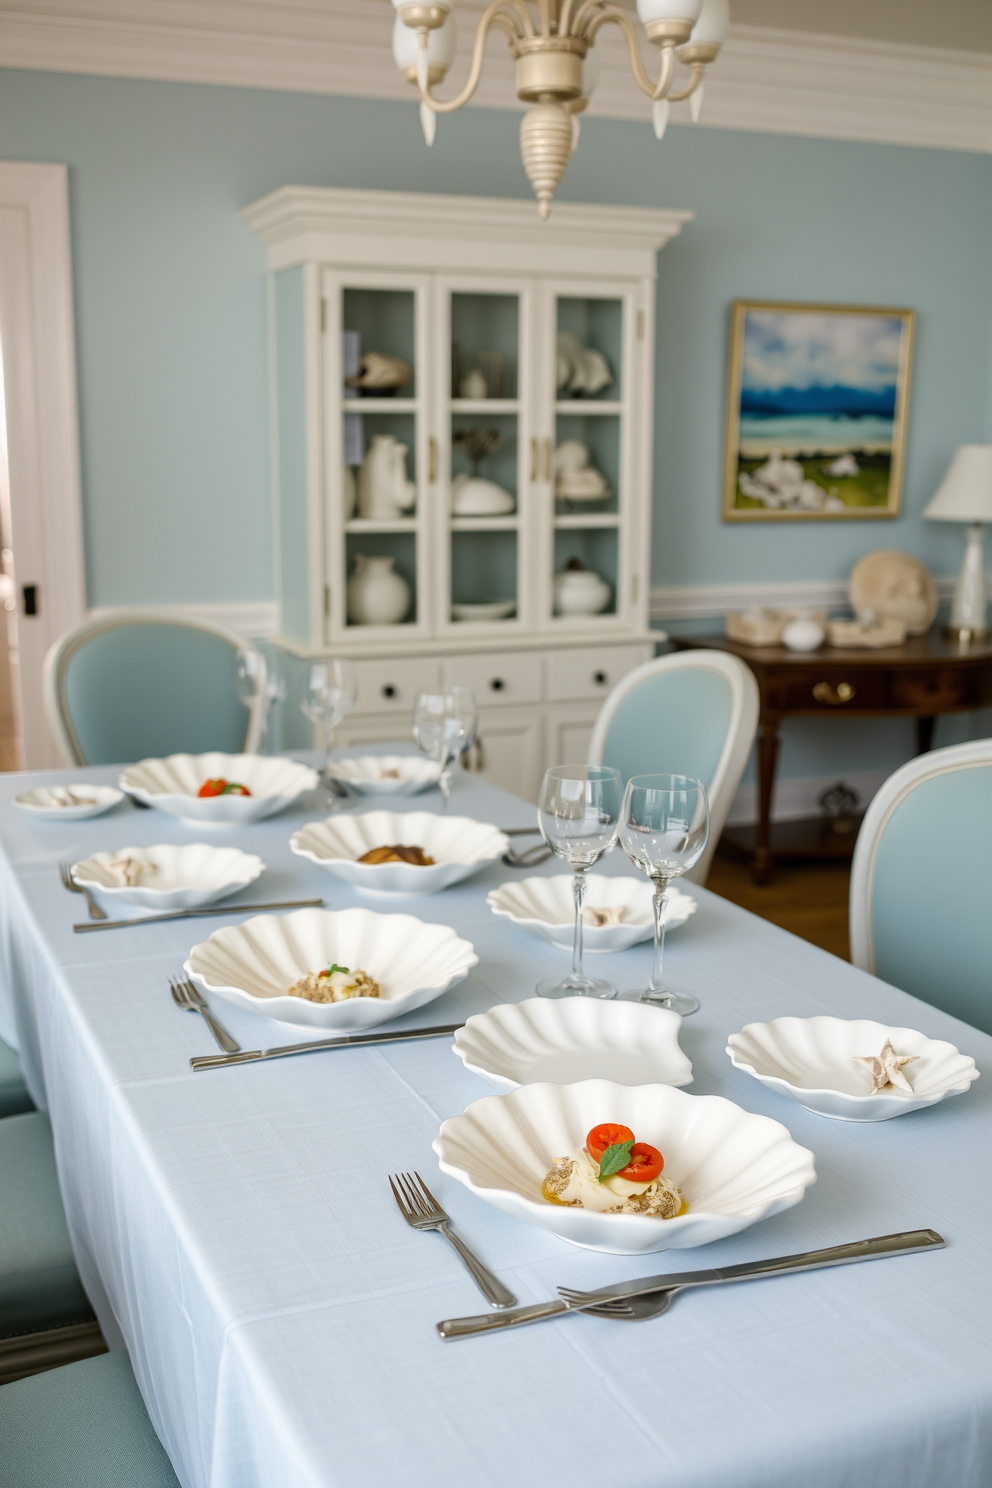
[0,162,85,768]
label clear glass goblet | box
[235,648,268,750]
[412,687,478,808]
[534,764,623,1000]
[619,772,709,1015]
[299,658,357,791]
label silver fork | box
[502,842,552,867]
[59,861,106,921]
[389,1171,517,1309]
[169,977,240,1053]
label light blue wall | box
[1,69,991,781]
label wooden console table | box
[673,632,992,883]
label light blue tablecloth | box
[1,755,990,1488]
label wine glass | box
[619,773,709,1015]
[534,764,623,1000]
[235,648,287,753]
[299,658,357,789]
[412,688,478,807]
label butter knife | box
[74,897,324,933]
[436,1229,945,1340]
[190,1021,463,1071]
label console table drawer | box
[777,672,889,711]
[889,669,973,711]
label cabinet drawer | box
[775,670,888,712]
[353,659,442,715]
[446,652,543,706]
[549,646,649,703]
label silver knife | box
[436,1229,945,1339]
[191,1021,463,1071]
[74,897,324,933]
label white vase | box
[553,567,612,616]
[357,435,417,520]
[782,616,825,652]
[347,554,411,626]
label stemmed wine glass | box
[299,658,357,791]
[619,773,709,1015]
[235,648,270,751]
[412,687,478,808]
[535,764,623,1000]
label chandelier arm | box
[536,0,554,38]
[569,0,609,40]
[581,5,675,100]
[417,0,529,114]
[667,60,704,102]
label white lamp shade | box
[637,0,704,27]
[921,445,992,524]
[580,45,601,100]
[392,10,457,71]
[689,0,730,46]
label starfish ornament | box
[855,1039,919,1095]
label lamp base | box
[943,622,990,645]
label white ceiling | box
[732,0,992,54]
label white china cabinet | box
[244,188,691,799]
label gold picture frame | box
[722,299,915,522]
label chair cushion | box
[0,1038,33,1119]
[0,1348,180,1487]
[0,1113,93,1338]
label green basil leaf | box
[598,1140,634,1182]
[321,964,349,977]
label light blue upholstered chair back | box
[850,739,992,1036]
[588,650,759,882]
[43,612,266,766]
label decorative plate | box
[434,1079,816,1255]
[119,753,319,825]
[290,811,509,896]
[329,755,442,797]
[450,602,516,622]
[487,875,696,953]
[70,843,265,911]
[14,784,124,821]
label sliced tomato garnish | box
[586,1123,635,1162]
[617,1142,663,1183]
[198,778,227,798]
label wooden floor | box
[707,848,852,961]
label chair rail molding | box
[650,574,963,622]
[87,601,279,639]
[0,4,987,155]
[0,161,85,770]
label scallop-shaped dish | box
[290,811,508,896]
[119,753,319,825]
[14,784,124,821]
[434,1079,816,1255]
[184,905,478,1031]
[487,875,696,953]
[727,1016,979,1122]
[330,755,442,797]
[453,998,693,1091]
[71,843,265,911]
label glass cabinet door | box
[322,271,431,643]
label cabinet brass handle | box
[543,437,552,482]
[530,438,538,481]
[428,436,437,483]
[812,681,855,705]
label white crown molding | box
[0,3,988,155]
[726,766,891,827]
[87,600,279,637]
[650,573,961,621]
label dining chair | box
[850,737,992,1036]
[0,1349,180,1486]
[0,1112,103,1386]
[587,649,760,882]
[42,609,267,766]
[0,1037,33,1119]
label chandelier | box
[389,0,730,217]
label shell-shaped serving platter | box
[290,811,508,896]
[185,905,478,1031]
[71,843,265,910]
[434,1079,816,1255]
[329,755,442,796]
[727,1016,980,1121]
[119,753,319,825]
[487,874,696,952]
[453,997,693,1091]
[14,784,124,820]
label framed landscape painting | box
[722,300,915,521]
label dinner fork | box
[502,842,552,867]
[168,977,240,1054]
[59,860,106,921]
[388,1171,517,1309]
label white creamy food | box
[542,1146,683,1218]
[582,905,626,928]
[286,967,380,1003]
[104,856,154,887]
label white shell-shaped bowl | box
[119,753,319,824]
[185,906,478,1031]
[487,874,696,952]
[453,998,693,1091]
[727,1016,980,1122]
[71,843,265,910]
[14,784,124,820]
[329,755,442,797]
[290,811,509,897]
[434,1080,816,1255]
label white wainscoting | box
[725,769,892,828]
[87,601,279,638]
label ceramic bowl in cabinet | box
[329,755,442,797]
[727,1016,979,1122]
[14,784,124,820]
[184,906,478,1032]
[70,843,265,911]
[118,753,319,825]
[486,875,696,953]
[452,998,693,1091]
[434,1079,816,1255]
[290,811,509,896]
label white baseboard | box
[87,601,279,638]
[650,574,963,622]
[725,768,891,827]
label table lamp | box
[921,444,992,641]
